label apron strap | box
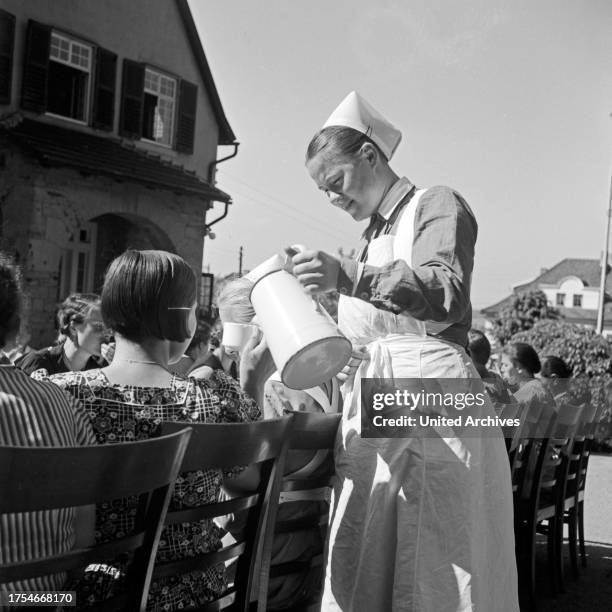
[357,186,417,263]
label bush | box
[512,320,612,444]
[492,290,560,346]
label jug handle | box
[282,244,307,274]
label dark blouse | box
[15,344,105,376]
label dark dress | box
[15,344,104,375]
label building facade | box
[481,258,612,339]
[0,0,236,345]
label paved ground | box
[536,454,612,612]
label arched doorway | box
[58,213,176,296]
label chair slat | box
[152,542,246,579]
[164,495,260,525]
[161,419,293,471]
[0,531,144,582]
[0,431,191,511]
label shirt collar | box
[376,177,414,220]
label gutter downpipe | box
[204,142,240,239]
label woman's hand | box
[239,329,275,406]
[288,248,341,294]
[337,345,369,384]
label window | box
[21,21,117,130]
[47,32,92,122]
[573,294,582,307]
[0,10,15,104]
[120,59,197,153]
[556,293,565,306]
[142,68,176,146]
[59,223,97,298]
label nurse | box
[290,92,518,611]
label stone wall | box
[1,145,207,347]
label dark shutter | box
[119,59,144,138]
[92,47,117,131]
[0,10,15,104]
[21,20,51,112]
[175,79,197,153]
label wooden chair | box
[575,402,607,568]
[267,411,341,612]
[516,401,582,608]
[0,428,192,612]
[560,401,597,580]
[158,418,293,612]
[513,403,556,611]
[499,399,528,457]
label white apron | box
[321,190,518,611]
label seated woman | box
[216,276,340,611]
[0,253,96,595]
[541,354,591,407]
[468,329,515,410]
[500,341,557,430]
[16,293,109,375]
[43,250,274,611]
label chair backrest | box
[500,400,528,454]
[158,418,293,612]
[0,428,192,611]
[267,411,340,597]
[524,403,583,515]
[566,402,597,498]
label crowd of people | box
[0,92,593,611]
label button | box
[360,292,369,300]
[339,287,348,295]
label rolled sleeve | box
[350,186,477,323]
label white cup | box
[222,322,258,353]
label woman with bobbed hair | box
[43,250,274,611]
[288,92,518,611]
[500,341,556,425]
[16,292,108,375]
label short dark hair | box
[101,250,196,342]
[56,293,101,343]
[305,126,385,163]
[467,329,491,366]
[504,342,541,375]
[541,355,572,379]
[0,253,22,348]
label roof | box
[514,258,612,292]
[175,0,236,145]
[481,257,612,318]
[3,117,232,202]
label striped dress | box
[0,362,95,594]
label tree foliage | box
[512,320,612,441]
[492,290,560,345]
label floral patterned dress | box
[44,368,260,611]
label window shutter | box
[92,47,117,131]
[0,10,15,104]
[21,20,51,112]
[175,80,197,153]
[119,59,144,138]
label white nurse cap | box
[322,91,402,160]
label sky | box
[188,0,612,309]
